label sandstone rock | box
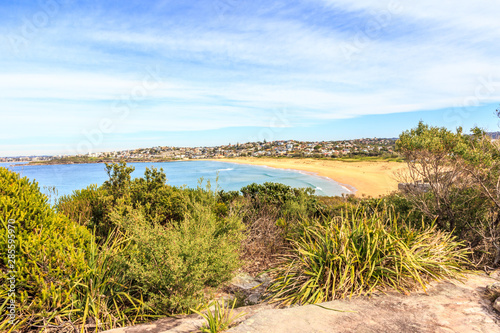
[231,272,260,290]
[487,282,500,296]
[227,273,500,333]
[491,269,500,280]
[102,273,500,333]
[494,297,500,313]
[230,272,270,306]
[102,304,274,333]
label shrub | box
[217,190,240,205]
[0,168,149,332]
[111,202,244,313]
[0,167,91,331]
[129,167,187,225]
[57,184,110,230]
[58,165,189,241]
[396,121,500,267]
[240,182,317,214]
[72,230,153,332]
[236,182,324,273]
[266,206,469,306]
[361,194,432,228]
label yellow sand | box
[209,158,407,197]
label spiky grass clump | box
[266,207,469,306]
[191,299,245,333]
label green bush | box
[129,167,187,224]
[54,163,247,315]
[217,190,240,205]
[240,182,320,235]
[111,201,244,313]
[0,168,150,332]
[0,167,91,331]
[396,121,500,266]
[57,184,110,229]
[240,182,317,212]
[72,230,152,332]
[266,206,469,306]
[58,164,188,241]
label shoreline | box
[19,157,406,197]
[208,157,406,198]
[240,162,359,195]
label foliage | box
[129,169,186,225]
[236,182,323,272]
[266,206,469,306]
[56,163,247,314]
[396,121,500,267]
[0,168,152,332]
[57,184,110,231]
[240,182,319,232]
[110,199,244,313]
[191,299,245,333]
[102,161,135,200]
[58,165,189,241]
[0,167,91,331]
[71,230,153,332]
[360,193,432,228]
[240,182,316,209]
[216,189,240,205]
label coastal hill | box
[1,137,398,163]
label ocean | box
[0,161,353,198]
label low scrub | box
[266,206,469,306]
[0,168,152,332]
[111,201,244,313]
[236,182,321,273]
[0,167,92,331]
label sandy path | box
[208,158,407,197]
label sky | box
[1,0,500,156]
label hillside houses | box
[6,138,398,163]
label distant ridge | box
[487,132,500,139]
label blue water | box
[0,161,354,198]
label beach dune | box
[212,158,407,197]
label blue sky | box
[1,0,499,156]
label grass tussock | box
[266,206,469,306]
[191,299,245,333]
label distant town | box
[1,138,399,164]
[3,132,498,164]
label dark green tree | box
[102,161,135,199]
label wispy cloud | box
[1,0,499,155]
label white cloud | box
[2,0,500,155]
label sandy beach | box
[210,158,407,197]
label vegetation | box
[0,168,148,332]
[4,116,500,331]
[1,165,244,332]
[266,206,468,306]
[110,203,243,313]
[396,121,500,267]
[191,299,245,333]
